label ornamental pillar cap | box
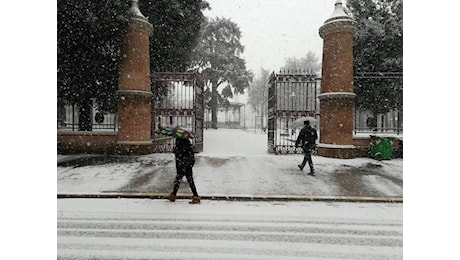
[128,0,146,19]
[324,0,354,25]
[126,0,153,35]
[319,0,356,38]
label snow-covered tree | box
[58,0,127,130]
[191,17,253,129]
[248,68,270,128]
[347,0,403,116]
[57,0,209,130]
[281,51,321,74]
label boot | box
[307,160,315,176]
[299,157,308,171]
[189,196,201,204]
[168,193,176,202]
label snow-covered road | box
[57,199,402,259]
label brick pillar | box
[116,1,154,155]
[317,0,357,159]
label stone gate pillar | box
[116,0,154,155]
[317,0,357,158]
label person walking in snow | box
[295,120,318,176]
[168,138,201,204]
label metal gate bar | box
[267,71,320,154]
[151,72,204,152]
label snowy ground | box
[58,199,402,259]
[56,129,404,259]
[57,129,403,199]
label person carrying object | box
[168,138,201,204]
[295,120,318,176]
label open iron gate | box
[267,71,320,154]
[151,72,204,152]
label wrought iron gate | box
[267,71,320,154]
[151,72,204,152]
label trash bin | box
[369,135,394,160]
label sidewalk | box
[57,129,403,202]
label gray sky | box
[204,0,339,77]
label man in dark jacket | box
[295,120,318,176]
[168,138,200,204]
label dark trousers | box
[172,166,198,197]
[300,146,314,172]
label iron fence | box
[354,108,402,135]
[57,102,117,131]
[353,72,403,135]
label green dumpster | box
[370,135,394,160]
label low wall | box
[57,132,201,155]
[352,135,403,158]
[57,131,402,158]
[317,136,403,159]
[57,131,118,154]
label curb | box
[57,193,403,203]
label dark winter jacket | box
[174,138,195,169]
[295,125,318,150]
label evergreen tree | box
[191,17,253,129]
[141,0,210,71]
[346,0,403,116]
[58,0,127,130]
[57,0,209,130]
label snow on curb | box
[57,193,403,203]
